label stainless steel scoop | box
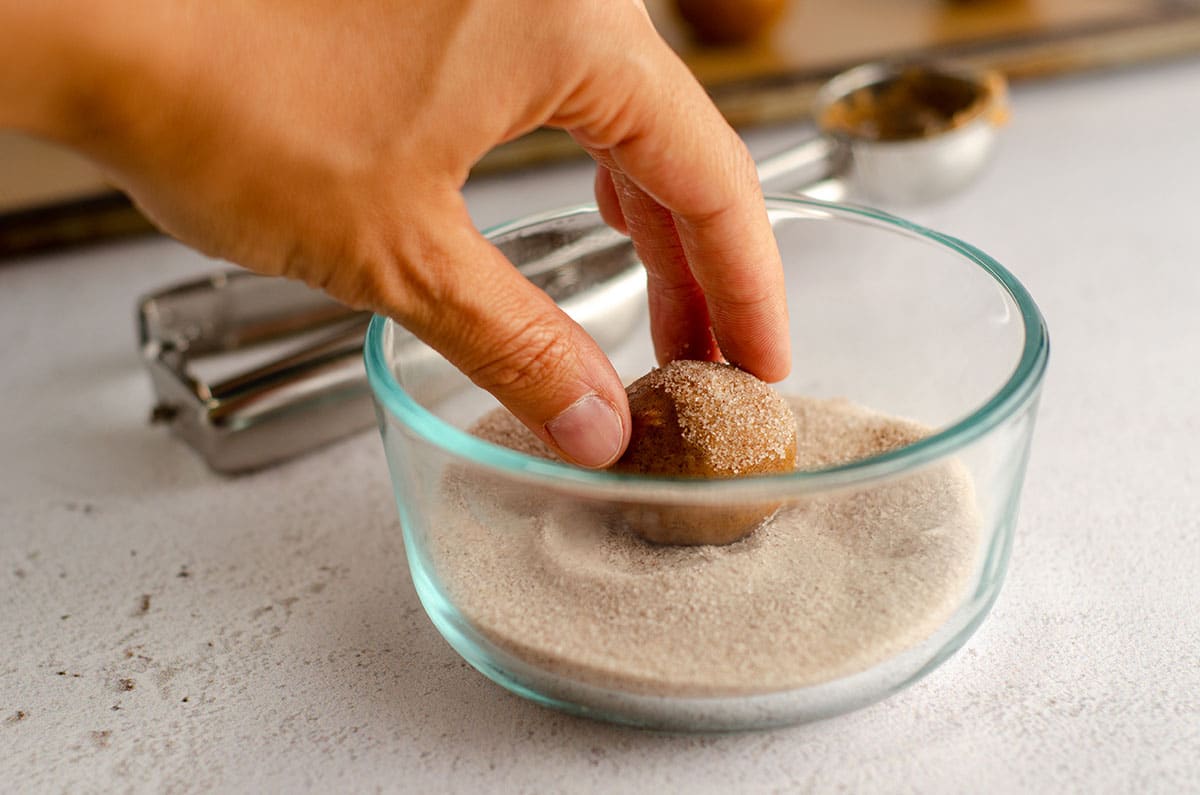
[756,61,1008,203]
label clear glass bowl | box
[365,197,1049,732]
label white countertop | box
[3,57,1199,794]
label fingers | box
[593,165,627,235]
[605,168,720,365]
[382,197,631,469]
[566,30,791,382]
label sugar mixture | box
[432,396,980,697]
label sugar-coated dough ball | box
[610,360,797,545]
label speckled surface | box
[3,59,1199,793]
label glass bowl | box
[365,197,1048,732]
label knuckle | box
[552,34,663,148]
[466,318,574,395]
[279,214,399,314]
[648,271,707,306]
[341,220,451,325]
[708,282,775,319]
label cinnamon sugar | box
[432,396,980,697]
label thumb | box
[388,206,631,469]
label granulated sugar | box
[432,396,980,697]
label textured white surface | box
[3,58,1200,793]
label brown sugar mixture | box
[436,396,981,697]
[820,67,1000,141]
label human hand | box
[3,0,789,467]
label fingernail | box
[545,393,624,468]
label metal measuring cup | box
[754,61,1009,204]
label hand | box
[2,0,790,467]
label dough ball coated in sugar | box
[610,360,797,545]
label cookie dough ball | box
[610,360,797,545]
[674,0,789,45]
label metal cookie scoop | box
[755,61,1009,204]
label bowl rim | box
[364,196,1049,499]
